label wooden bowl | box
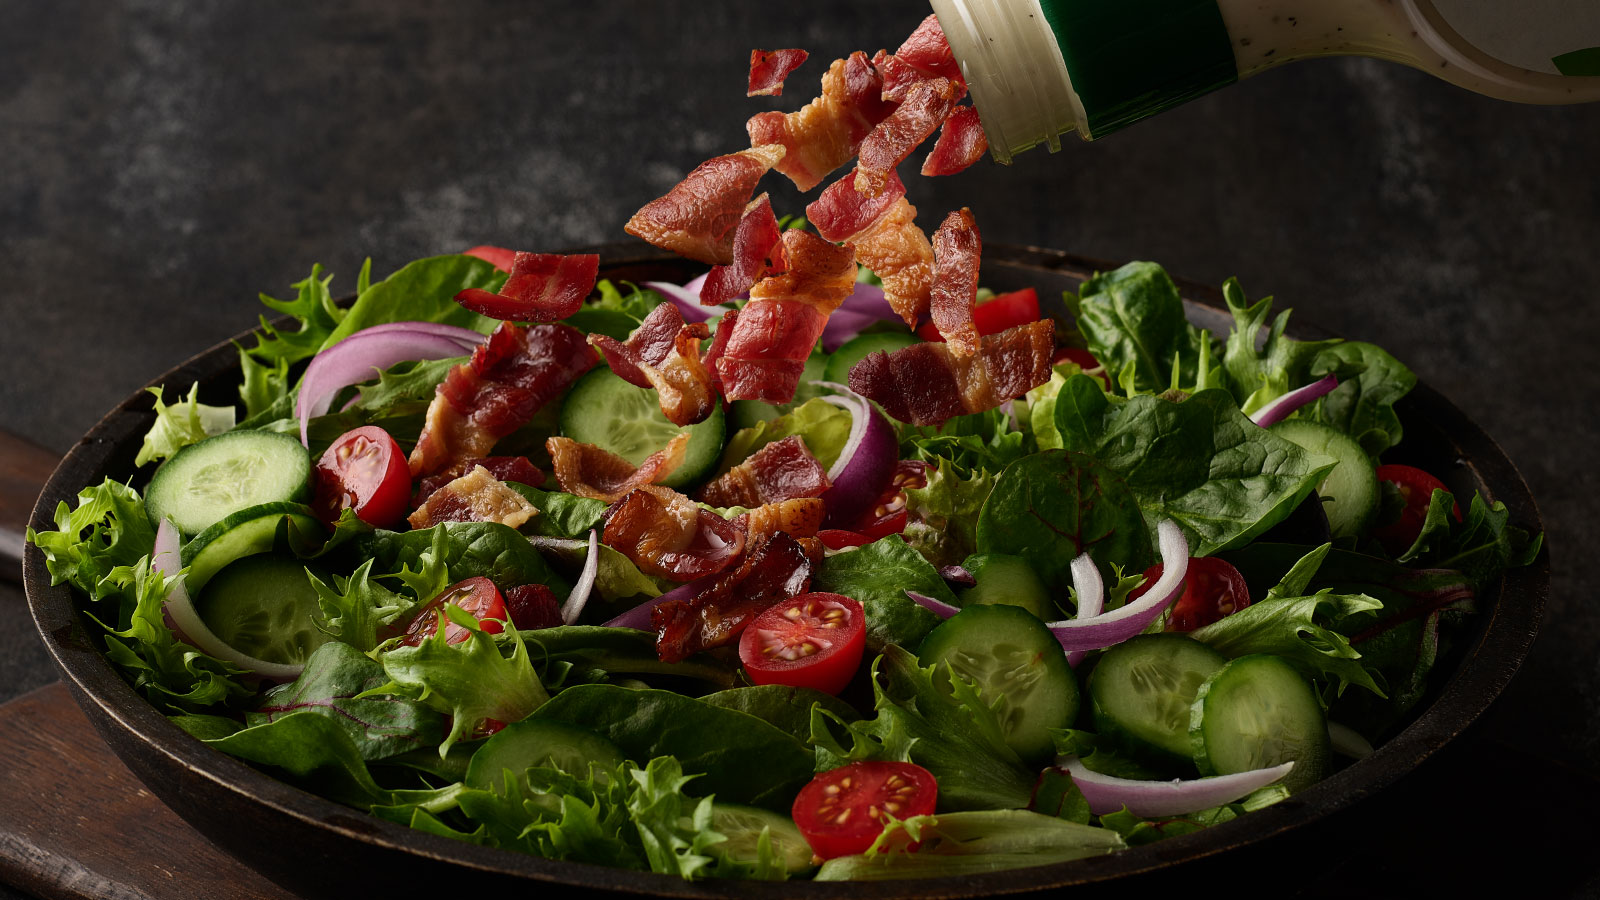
[24,243,1546,898]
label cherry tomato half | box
[313,426,411,529]
[739,593,866,696]
[916,287,1040,342]
[844,460,927,540]
[1130,556,1252,633]
[402,576,507,646]
[1373,464,1461,555]
[791,761,939,860]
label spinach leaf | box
[700,685,860,742]
[526,536,662,604]
[1309,342,1416,457]
[250,642,444,760]
[321,254,505,348]
[358,521,566,595]
[810,535,948,650]
[515,488,608,539]
[203,709,392,807]
[523,626,736,689]
[1398,491,1543,590]
[1071,262,1213,394]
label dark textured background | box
[1,1,1595,897]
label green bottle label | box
[1037,0,1238,138]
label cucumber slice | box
[179,502,323,593]
[1190,654,1329,793]
[1269,419,1378,539]
[917,604,1079,763]
[727,355,828,432]
[466,718,627,793]
[709,804,814,874]
[146,429,311,536]
[196,554,331,666]
[1089,634,1228,767]
[559,368,724,489]
[958,553,1053,620]
[822,332,919,384]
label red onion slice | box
[295,328,477,446]
[559,530,600,625]
[1046,520,1189,652]
[819,282,898,352]
[337,321,487,349]
[601,575,708,630]
[1059,756,1294,817]
[1065,553,1105,668]
[1248,375,1338,428]
[152,518,304,682]
[906,589,960,619]
[642,280,725,322]
[815,382,901,527]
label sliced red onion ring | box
[559,530,599,625]
[906,589,960,619]
[1046,520,1189,652]
[815,382,901,527]
[642,280,724,323]
[1058,756,1295,817]
[939,564,975,586]
[820,282,898,351]
[1065,553,1105,668]
[338,321,487,348]
[601,575,708,630]
[152,518,304,682]
[1249,375,1338,428]
[295,328,476,446]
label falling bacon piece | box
[546,434,689,503]
[625,144,786,265]
[589,304,718,427]
[748,48,809,97]
[697,436,831,508]
[714,231,857,404]
[589,302,689,389]
[929,208,982,357]
[922,106,988,176]
[415,456,545,508]
[855,77,965,198]
[505,584,563,630]
[603,485,746,581]
[807,167,906,243]
[701,307,738,398]
[895,14,966,86]
[410,322,597,476]
[407,465,538,530]
[651,532,813,663]
[736,497,826,548]
[747,52,897,192]
[871,49,924,104]
[848,320,1055,426]
[455,252,599,322]
[700,194,788,308]
[850,196,934,328]
[463,245,517,272]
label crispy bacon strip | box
[589,304,717,427]
[930,208,982,357]
[807,168,906,243]
[848,320,1055,426]
[546,434,689,503]
[736,497,826,548]
[922,106,988,176]
[700,194,788,307]
[871,49,923,104]
[415,456,544,507]
[651,532,812,662]
[407,465,538,530]
[589,302,688,388]
[455,252,599,322]
[603,485,745,581]
[748,48,809,96]
[895,14,966,85]
[715,231,857,403]
[697,436,831,508]
[410,322,597,476]
[625,144,785,265]
[849,196,934,327]
[855,77,965,198]
[701,307,738,398]
[747,52,897,191]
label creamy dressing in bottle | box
[932,0,1600,162]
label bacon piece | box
[407,465,538,530]
[415,456,545,507]
[848,320,1054,426]
[546,434,689,503]
[807,168,906,243]
[505,584,563,630]
[748,48,809,97]
[603,485,745,581]
[849,196,934,327]
[715,231,857,403]
[455,252,599,322]
[700,194,788,308]
[651,532,812,662]
[855,77,965,198]
[697,436,831,508]
[410,323,597,476]
[589,302,688,389]
[895,14,966,85]
[922,106,988,176]
[463,245,517,272]
[737,497,826,547]
[589,304,717,427]
[929,208,982,357]
[871,49,924,104]
[747,52,897,192]
[701,307,738,398]
[625,145,786,265]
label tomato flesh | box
[1130,556,1252,633]
[915,287,1039,342]
[791,761,938,860]
[842,460,926,542]
[1374,464,1460,555]
[313,426,411,529]
[739,592,866,696]
[402,576,508,646]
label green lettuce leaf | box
[716,397,852,475]
[525,536,661,604]
[307,559,414,652]
[238,348,292,421]
[245,264,347,365]
[1096,784,1288,846]
[901,458,997,568]
[514,488,608,540]
[814,810,1123,880]
[358,521,566,596]
[1189,589,1386,697]
[522,626,737,690]
[627,757,727,879]
[1398,491,1543,590]
[1219,279,1340,416]
[28,477,156,601]
[135,385,236,467]
[249,641,444,760]
[320,255,505,349]
[1309,341,1416,457]
[900,407,1026,477]
[810,535,947,650]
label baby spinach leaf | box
[1072,262,1213,394]
[359,521,566,596]
[700,685,860,742]
[810,535,948,650]
[522,626,736,689]
[515,488,608,539]
[1309,342,1416,457]
[250,642,444,760]
[203,709,392,808]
